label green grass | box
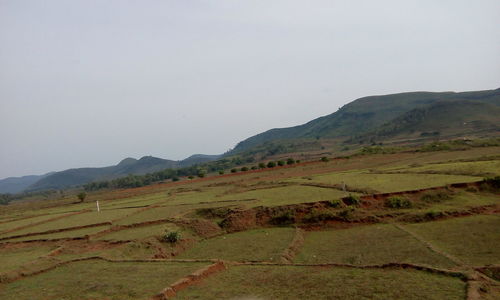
[0,209,139,238]
[5,225,110,242]
[114,206,190,225]
[0,245,56,273]
[220,185,351,207]
[406,215,500,265]
[293,171,480,193]
[95,223,182,241]
[295,224,456,268]
[398,160,500,177]
[178,228,295,261]
[175,265,466,300]
[0,212,71,234]
[0,260,206,300]
[99,192,170,209]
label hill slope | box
[25,154,220,192]
[230,89,500,153]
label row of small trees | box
[229,158,300,173]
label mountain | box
[24,154,220,192]
[356,100,500,141]
[230,88,500,154]
[0,174,52,194]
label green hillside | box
[230,89,500,153]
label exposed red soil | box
[150,261,226,300]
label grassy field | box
[294,224,456,268]
[0,146,498,299]
[0,208,139,238]
[405,215,500,265]
[0,244,56,273]
[391,160,500,177]
[0,260,206,300]
[290,171,481,193]
[174,265,466,300]
[95,223,182,241]
[178,228,295,261]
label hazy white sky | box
[1,0,499,179]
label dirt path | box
[280,227,305,264]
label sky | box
[1,0,499,179]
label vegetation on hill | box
[229,88,500,154]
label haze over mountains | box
[1,88,499,194]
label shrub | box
[337,208,356,221]
[198,172,205,178]
[420,191,452,203]
[424,210,445,220]
[277,160,285,166]
[321,157,329,162]
[251,166,258,170]
[270,211,295,225]
[302,209,337,223]
[286,158,295,165]
[218,170,225,175]
[327,199,343,208]
[171,176,180,182]
[188,175,194,179]
[241,166,249,172]
[163,231,181,243]
[258,163,266,169]
[267,161,276,168]
[342,194,361,206]
[385,196,412,209]
[483,176,500,189]
[231,168,237,173]
[296,160,301,163]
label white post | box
[96,200,100,212]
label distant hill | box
[0,174,52,194]
[23,154,220,192]
[230,88,500,154]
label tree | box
[77,192,87,203]
[258,162,266,169]
[231,168,238,173]
[241,166,249,172]
[277,160,285,166]
[286,158,295,165]
[267,161,276,168]
[218,170,225,175]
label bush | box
[241,167,249,172]
[218,170,225,175]
[163,231,181,243]
[483,176,500,189]
[342,194,361,206]
[385,196,412,209]
[188,175,195,179]
[258,163,266,169]
[302,209,337,223]
[270,211,295,225]
[420,191,452,203]
[171,176,180,182]
[267,161,276,168]
[327,199,343,208]
[296,160,301,163]
[337,208,356,221]
[321,157,329,162]
[251,166,258,170]
[277,160,285,166]
[424,210,445,220]
[231,168,237,173]
[286,158,295,165]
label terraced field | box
[0,147,499,299]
